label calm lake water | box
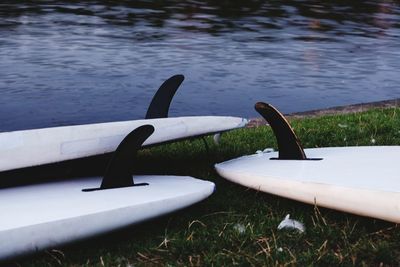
[1,1,399,131]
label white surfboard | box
[0,175,215,260]
[216,146,400,223]
[0,116,247,172]
[216,102,400,223]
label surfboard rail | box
[0,124,216,260]
[216,101,400,223]
[0,74,248,172]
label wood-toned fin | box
[255,102,307,160]
[145,74,184,119]
[82,125,154,192]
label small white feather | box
[213,133,221,145]
[277,214,305,233]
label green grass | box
[14,108,400,266]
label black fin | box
[255,102,307,160]
[83,125,154,191]
[145,74,184,119]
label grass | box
[11,107,400,266]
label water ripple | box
[0,0,399,131]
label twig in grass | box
[305,239,313,247]
[158,218,174,249]
[255,237,272,258]
[218,222,231,237]
[186,231,194,241]
[136,252,162,264]
[158,236,171,249]
[284,247,297,266]
[351,254,357,265]
[311,214,316,227]
[188,255,201,267]
[347,219,358,236]
[44,249,64,265]
[271,230,278,250]
[316,240,328,261]
[333,247,344,264]
[366,225,398,237]
[341,237,363,260]
[341,228,351,251]
[51,249,65,259]
[369,240,377,250]
[313,198,327,227]
[317,240,328,252]
[188,219,207,229]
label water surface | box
[1,1,399,131]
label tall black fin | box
[83,125,154,191]
[255,102,307,160]
[145,74,184,119]
[101,125,154,189]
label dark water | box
[1,1,399,131]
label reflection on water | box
[0,0,399,131]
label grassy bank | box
[17,108,400,266]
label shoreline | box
[248,98,400,127]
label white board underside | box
[0,175,215,260]
[215,146,400,223]
[0,116,247,172]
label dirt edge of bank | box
[248,98,400,127]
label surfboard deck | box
[215,146,400,223]
[0,116,247,172]
[0,175,215,260]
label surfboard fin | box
[145,74,184,119]
[83,125,154,191]
[255,102,307,160]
